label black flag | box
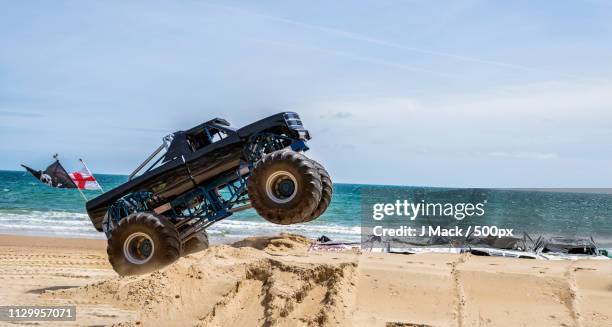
[21,160,78,189]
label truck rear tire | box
[307,160,333,220]
[107,212,181,276]
[183,230,209,255]
[248,150,322,224]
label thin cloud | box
[319,111,353,119]
[0,111,44,118]
[488,151,559,160]
[107,126,172,134]
[218,4,599,81]
[251,39,458,78]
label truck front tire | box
[107,212,181,276]
[248,150,322,224]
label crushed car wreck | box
[356,232,610,260]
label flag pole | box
[76,186,88,201]
[55,155,87,201]
[79,158,104,192]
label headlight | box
[283,112,304,129]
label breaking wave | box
[209,219,360,241]
[0,209,360,242]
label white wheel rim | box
[265,170,298,204]
[123,232,155,265]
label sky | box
[1,0,611,187]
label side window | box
[209,127,228,143]
[188,126,228,151]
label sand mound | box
[48,235,354,326]
[232,233,312,255]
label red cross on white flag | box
[69,160,102,190]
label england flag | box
[69,160,102,190]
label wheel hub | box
[265,171,298,204]
[277,179,295,197]
[123,232,155,265]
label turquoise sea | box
[0,170,360,241]
[1,170,611,249]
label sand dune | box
[1,234,612,326]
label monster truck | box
[85,112,332,275]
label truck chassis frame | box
[103,133,308,244]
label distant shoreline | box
[0,231,254,246]
[0,233,106,249]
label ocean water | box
[1,170,611,248]
[0,170,360,241]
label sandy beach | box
[0,233,611,327]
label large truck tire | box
[248,150,322,224]
[307,160,333,220]
[107,212,181,276]
[183,230,210,255]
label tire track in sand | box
[564,262,583,327]
[449,253,470,327]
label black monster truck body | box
[85,112,332,275]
